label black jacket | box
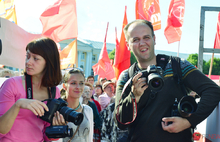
[114,55,220,142]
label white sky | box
[14,0,220,54]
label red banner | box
[40,0,78,42]
[214,12,220,49]
[164,0,185,44]
[136,0,161,31]
[92,23,115,80]
[113,6,130,80]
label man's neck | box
[137,55,157,70]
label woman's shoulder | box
[82,104,93,111]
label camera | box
[40,98,84,138]
[140,65,164,92]
[171,96,198,117]
[40,98,83,125]
[45,125,73,138]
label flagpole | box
[208,53,214,78]
[177,41,180,57]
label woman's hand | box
[15,98,49,116]
[52,111,66,126]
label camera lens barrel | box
[148,73,164,91]
[178,96,198,117]
[59,106,84,125]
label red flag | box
[40,0,78,42]
[92,23,115,80]
[113,6,130,80]
[214,12,220,49]
[136,0,161,31]
[60,39,78,69]
[164,0,185,44]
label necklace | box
[73,103,81,111]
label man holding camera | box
[114,19,220,142]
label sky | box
[14,0,220,54]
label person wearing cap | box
[98,81,115,110]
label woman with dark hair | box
[60,68,93,142]
[0,37,65,142]
[93,84,104,102]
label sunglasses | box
[65,67,84,73]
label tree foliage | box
[187,53,220,75]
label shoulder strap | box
[156,54,170,70]
[128,62,137,78]
[51,86,56,99]
[171,56,188,95]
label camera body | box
[40,98,84,138]
[140,65,164,92]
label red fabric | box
[40,0,78,42]
[135,0,161,31]
[113,6,130,80]
[92,23,115,80]
[205,74,220,80]
[214,12,220,49]
[92,98,101,113]
[164,0,185,44]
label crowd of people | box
[1,19,220,142]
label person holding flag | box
[114,19,220,142]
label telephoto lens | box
[59,106,84,125]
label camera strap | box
[25,73,56,99]
[67,106,84,142]
[25,73,33,99]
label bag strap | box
[171,56,188,95]
[67,125,80,142]
[67,105,84,142]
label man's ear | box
[153,35,156,45]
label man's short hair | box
[124,19,154,41]
[87,75,94,81]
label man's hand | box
[131,72,148,103]
[161,117,191,133]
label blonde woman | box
[60,68,93,142]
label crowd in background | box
[0,66,128,142]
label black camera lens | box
[148,73,164,91]
[180,101,194,113]
[178,96,197,117]
[59,106,84,125]
[151,79,161,88]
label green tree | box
[108,49,137,66]
[186,53,220,75]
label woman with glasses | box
[0,37,65,142]
[60,68,93,142]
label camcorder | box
[140,64,164,92]
[40,98,84,138]
[171,96,198,118]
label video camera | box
[40,98,84,138]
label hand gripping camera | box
[40,98,84,138]
[140,64,164,92]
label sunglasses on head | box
[65,67,84,74]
